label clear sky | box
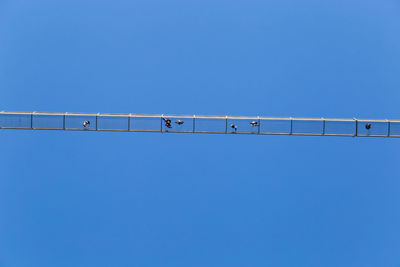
[1,0,400,266]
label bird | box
[250,121,259,127]
[175,120,184,125]
[230,123,238,132]
[365,123,372,130]
[163,118,172,128]
[82,120,90,127]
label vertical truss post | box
[354,119,358,137]
[290,118,293,135]
[193,115,196,133]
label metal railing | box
[0,111,399,137]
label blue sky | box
[1,0,400,266]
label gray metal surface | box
[0,111,399,137]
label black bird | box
[83,120,90,127]
[163,118,172,128]
[365,123,372,130]
[175,120,184,125]
[230,124,238,132]
[250,121,259,127]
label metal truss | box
[0,111,399,137]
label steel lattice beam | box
[0,111,399,137]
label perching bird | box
[175,120,184,125]
[230,124,238,131]
[163,118,172,128]
[83,120,90,127]
[250,121,259,127]
[365,123,372,130]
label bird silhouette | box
[250,121,259,127]
[163,118,172,128]
[230,124,238,132]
